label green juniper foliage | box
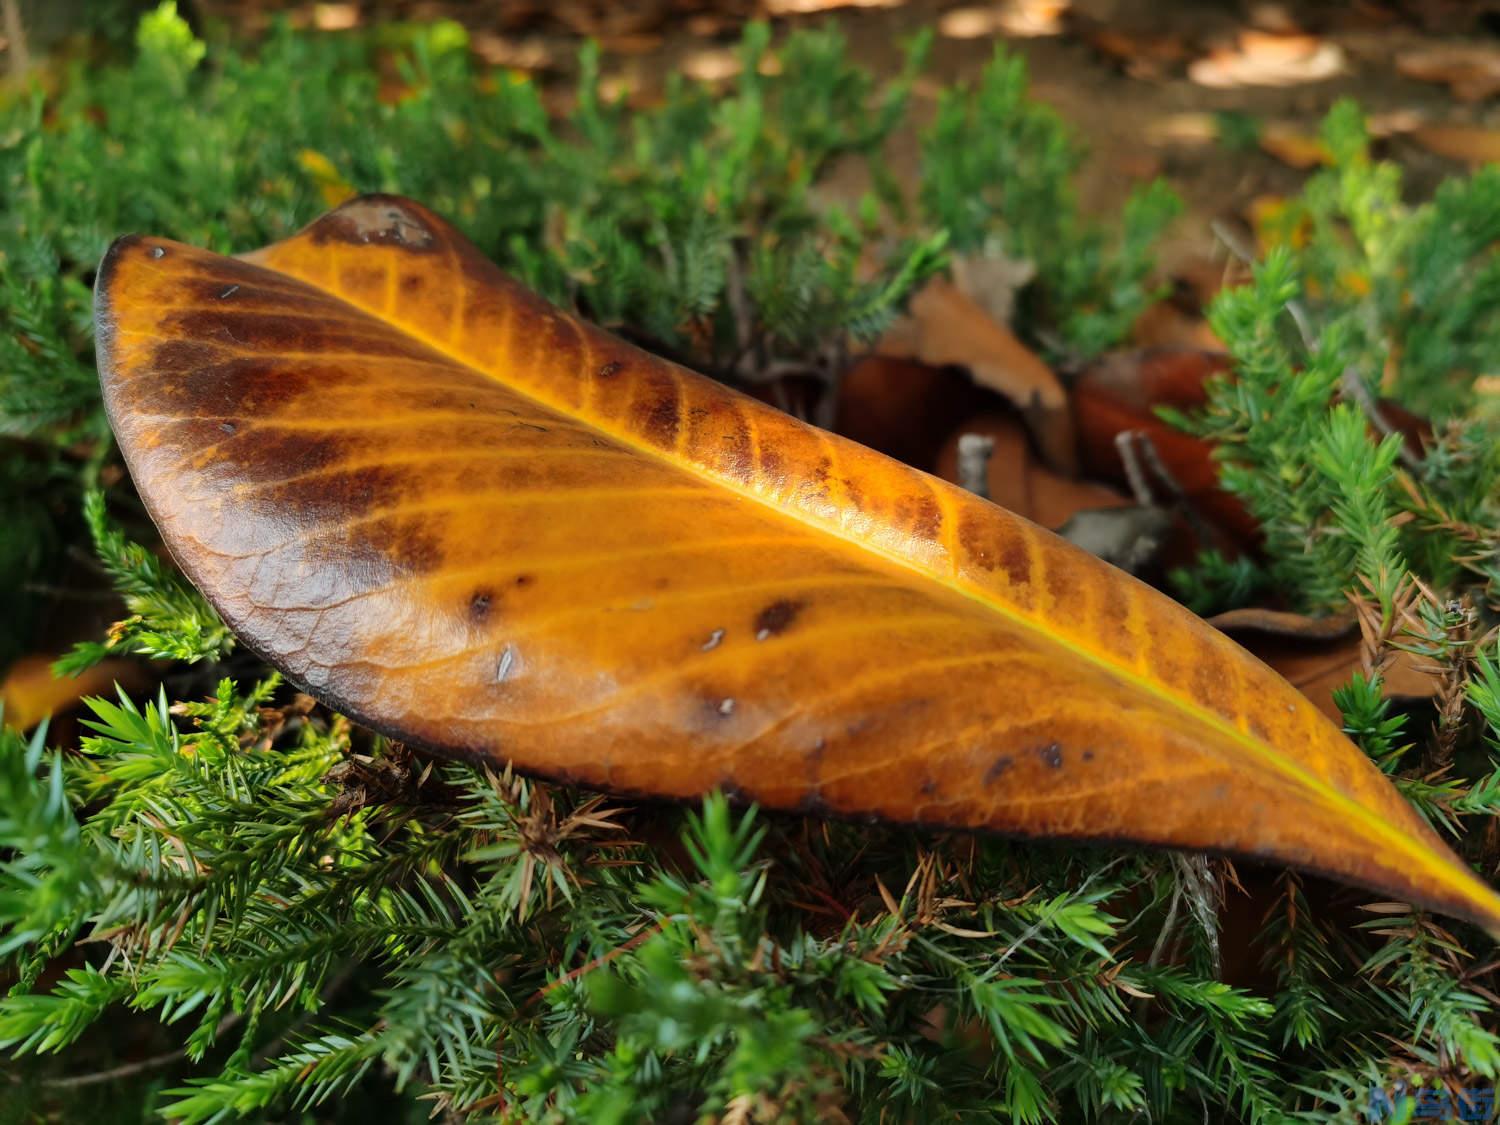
[2,6,1500,1123]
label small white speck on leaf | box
[702,629,725,651]
[718,697,735,716]
[496,645,519,683]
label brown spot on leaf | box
[469,589,495,623]
[150,355,319,422]
[984,755,1015,784]
[958,508,1002,571]
[896,489,942,541]
[1036,743,1063,769]
[754,599,803,640]
[597,360,623,380]
[225,427,355,483]
[639,386,681,449]
[996,533,1032,589]
[259,463,405,521]
[348,513,445,575]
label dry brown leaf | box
[1410,123,1500,165]
[1259,123,1333,169]
[1075,23,1189,80]
[1,655,149,731]
[933,413,1129,530]
[835,356,992,472]
[93,193,1500,935]
[938,1,1066,40]
[1397,44,1500,102]
[1188,30,1345,88]
[877,277,1075,473]
[1131,301,1224,351]
[1207,608,1356,642]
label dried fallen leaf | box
[1072,349,1261,550]
[1207,608,1356,642]
[1074,21,1189,80]
[835,356,992,472]
[1259,122,1332,169]
[877,277,1076,474]
[937,1,1066,40]
[94,194,1500,936]
[1188,30,1345,88]
[1,654,149,731]
[1397,44,1500,102]
[1410,123,1500,166]
[933,413,1129,531]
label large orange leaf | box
[94,195,1500,936]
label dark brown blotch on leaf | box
[639,386,682,449]
[220,427,355,483]
[895,489,943,541]
[754,599,804,640]
[469,589,495,623]
[984,755,1014,784]
[349,513,446,576]
[1036,743,1063,770]
[995,534,1032,589]
[258,463,407,522]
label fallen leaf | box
[1131,301,1223,352]
[1258,122,1332,169]
[1207,607,1356,642]
[1,654,149,731]
[94,194,1500,936]
[835,356,993,472]
[312,3,360,32]
[1410,123,1500,166]
[1189,30,1345,88]
[1071,349,1261,550]
[470,33,556,73]
[936,415,1181,575]
[950,253,1036,330]
[877,277,1076,474]
[1397,44,1500,102]
[937,1,1066,40]
[1131,260,1230,353]
[933,413,1129,530]
[1074,22,1189,80]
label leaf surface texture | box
[95,195,1500,934]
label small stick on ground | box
[1114,431,1156,507]
[2,0,28,80]
[956,432,996,501]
